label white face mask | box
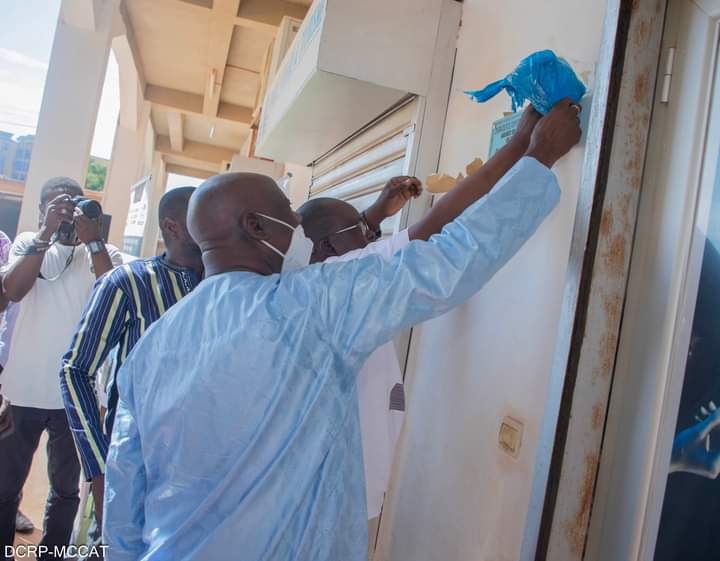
[256,213,314,273]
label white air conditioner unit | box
[256,0,445,164]
[253,16,303,125]
[229,154,285,180]
[269,17,303,87]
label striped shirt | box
[60,254,200,480]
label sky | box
[0,0,119,159]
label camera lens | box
[76,199,102,219]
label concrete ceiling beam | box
[175,0,213,7]
[113,3,147,130]
[235,0,308,32]
[203,0,242,117]
[145,84,252,126]
[170,0,308,32]
[165,164,216,180]
[116,2,146,89]
[167,111,184,152]
[156,135,236,168]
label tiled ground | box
[12,433,49,561]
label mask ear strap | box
[255,212,294,231]
[260,240,285,259]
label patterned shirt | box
[0,231,10,263]
[61,254,200,479]
[0,230,12,367]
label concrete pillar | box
[102,107,151,248]
[17,0,117,233]
[139,152,167,257]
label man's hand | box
[525,98,582,168]
[510,106,542,152]
[74,212,103,245]
[38,195,75,242]
[0,394,14,440]
[364,176,423,230]
[670,407,720,479]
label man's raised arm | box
[409,106,542,241]
[2,195,75,302]
[311,100,581,363]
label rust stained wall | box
[544,0,666,559]
[373,1,608,560]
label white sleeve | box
[286,157,560,365]
[6,232,35,266]
[324,229,411,263]
[106,245,125,267]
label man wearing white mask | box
[103,100,581,561]
[299,107,541,540]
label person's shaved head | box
[298,198,360,241]
[158,186,203,272]
[159,186,195,223]
[298,197,368,263]
[188,172,301,277]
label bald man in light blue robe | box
[104,106,578,560]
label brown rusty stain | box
[597,331,619,381]
[602,235,626,277]
[591,403,604,431]
[634,71,649,103]
[623,140,645,188]
[619,193,634,230]
[637,19,650,44]
[600,207,613,237]
[602,293,622,325]
[563,453,600,556]
[633,143,643,171]
[623,129,644,170]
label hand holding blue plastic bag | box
[465,50,586,114]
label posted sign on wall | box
[488,112,522,158]
[122,175,150,256]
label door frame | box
[584,1,720,560]
[537,0,720,560]
[531,0,670,559]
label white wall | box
[284,161,312,209]
[376,2,606,560]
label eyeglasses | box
[331,219,372,240]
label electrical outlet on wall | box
[499,416,524,458]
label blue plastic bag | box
[465,50,586,114]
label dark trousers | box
[0,406,80,559]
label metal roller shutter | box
[309,96,419,236]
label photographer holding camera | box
[0,177,122,557]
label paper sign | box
[488,112,523,158]
[426,158,484,194]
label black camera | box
[71,196,102,219]
[57,196,104,237]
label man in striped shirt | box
[60,186,203,526]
